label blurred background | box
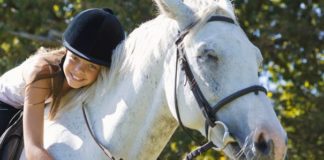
[0,0,323,159]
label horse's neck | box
[86,16,180,159]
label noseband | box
[174,15,267,159]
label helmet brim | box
[63,40,109,67]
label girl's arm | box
[23,65,53,160]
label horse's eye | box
[203,49,219,62]
[206,54,219,62]
[197,48,219,63]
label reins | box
[82,103,118,160]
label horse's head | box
[156,0,287,159]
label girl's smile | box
[63,50,101,89]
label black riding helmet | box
[63,8,125,67]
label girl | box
[0,8,125,159]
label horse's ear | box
[154,0,196,30]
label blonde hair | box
[26,47,66,120]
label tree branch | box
[8,30,62,45]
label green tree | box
[234,0,323,159]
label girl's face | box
[63,50,101,89]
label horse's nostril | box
[254,133,273,155]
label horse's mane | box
[113,0,236,75]
[115,17,179,74]
[54,0,238,117]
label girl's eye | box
[88,64,98,70]
[69,55,78,62]
[71,55,78,60]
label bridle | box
[173,15,267,159]
[81,15,268,160]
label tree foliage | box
[234,0,323,159]
[0,0,323,159]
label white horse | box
[20,0,287,159]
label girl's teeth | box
[72,74,82,81]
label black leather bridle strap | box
[211,85,267,115]
[174,42,187,135]
[207,15,235,24]
[178,51,215,127]
[185,141,214,160]
[174,38,204,144]
[82,104,116,160]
